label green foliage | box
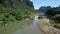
[0,5,37,25]
[50,14,60,23]
[45,7,60,29]
[54,24,60,29]
[45,8,60,18]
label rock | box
[5,24,8,26]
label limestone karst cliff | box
[0,0,34,8]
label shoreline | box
[0,14,39,34]
[38,18,60,34]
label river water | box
[13,16,44,34]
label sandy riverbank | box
[38,18,60,34]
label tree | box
[45,8,60,18]
[50,14,60,23]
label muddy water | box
[13,16,44,34]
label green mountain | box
[0,0,38,24]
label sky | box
[30,0,60,9]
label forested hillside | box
[45,7,60,29]
[0,0,38,25]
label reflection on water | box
[13,16,44,34]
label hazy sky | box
[30,0,60,9]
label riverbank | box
[0,13,39,34]
[38,18,60,34]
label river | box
[13,16,44,34]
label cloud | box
[30,0,32,1]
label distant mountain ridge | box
[37,6,60,12]
[38,6,52,12]
[58,6,60,8]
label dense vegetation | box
[45,7,60,29]
[0,0,38,25]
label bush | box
[54,24,60,29]
[50,14,60,23]
[45,7,60,29]
[0,5,37,25]
[45,8,60,18]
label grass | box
[0,5,38,25]
[54,23,60,29]
[49,20,60,29]
[0,3,39,34]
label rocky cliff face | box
[0,0,34,8]
[38,6,52,12]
